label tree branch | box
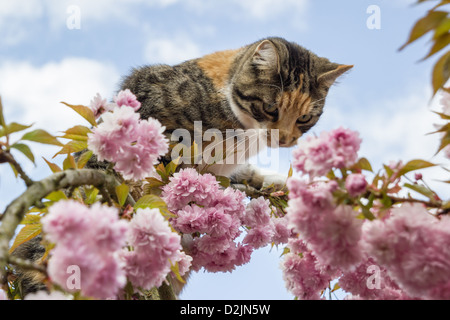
[0,169,120,282]
[0,150,34,187]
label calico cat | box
[12,37,352,297]
[121,36,352,188]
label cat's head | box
[228,37,352,147]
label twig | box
[98,185,113,206]
[0,150,34,187]
[8,256,47,276]
[387,194,442,208]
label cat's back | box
[121,57,240,132]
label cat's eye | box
[297,114,312,124]
[263,103,278,116]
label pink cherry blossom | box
[243,223,275,249]
[339,258,410,300]
[42,200,128,299]
[292,127,361,178]
[114,89,141,111]
[89,93,113,119]
[243,197,271,228]
[345,173,368,197]
[280,244,332,300]
[87,104,168,180]
[124,208,189,291]
[363,203,450,299]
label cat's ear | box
[252,40,280,72]
[317,64,353,88]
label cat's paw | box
[261,172,288,191]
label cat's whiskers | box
[309,97,327,108]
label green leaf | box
[360,204,376,220]
[156,162,171,182]
[422,32,450,60]
[399,10,448,50]
[84,187,99,205]
[143,177,165,195]
[398,159,436,176]
[63,153,76,170]
[42,157,62,173]
[404,183,438,201]
[170,261,186,284]
[59,125,91,141]
[0,96,6,128]
[433,17,450,38]
[9,224,42,254]
[20,213,42,225]
[165,158,179,176]
[288,164,293,178]
[437,130,450,154]
[10,143,35,164]
[45,190,68,202]
[21,129,63,146]
[8,162,18,177]
[145,177,165,188]
[433,110,450,120]
[432,50,450,95]
[76,150,93,169]
[429,122,450,135]
[53,140,88,157]
[134,194,171,216]
[115,183,129,207]
[383,164,394,178]
[0,122,33,138]
[331,283,341,293]
[61,102,97,127]
[353,157,373,172]
[215,175,231,188]
[443,201,450,209]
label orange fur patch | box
[278,75,311,115]
[197,49,240,89]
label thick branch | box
[0,169,119,282]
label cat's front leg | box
[229,163,288,191]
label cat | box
[12,37,352,298]
[120,36,352,189]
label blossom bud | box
[345,173,367,197]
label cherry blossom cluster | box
[87,89,169,181]
[40,200,190,299]
[41,200,128,299]
[292,127,361,178]
[282,126,450,300]
[161,168,292,273]
[120,208,192,292]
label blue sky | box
[1,0,449,299]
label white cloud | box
[0,58,120,133]
[144,36,202,65]
[0,57,120,211]
[232,0,309,20]
[0,0,184,46]
[0,0,44,45]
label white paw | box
[262,172,288,189]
